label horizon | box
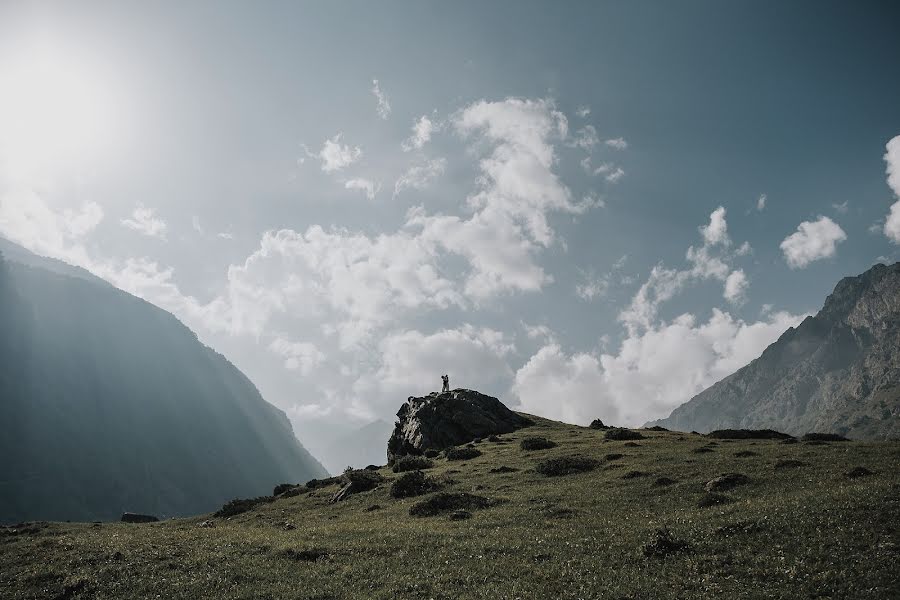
[2,1,900,463]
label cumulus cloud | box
[121,204,167,239]
[575,105,591,118]
[620,207,735,334]
[345,178,381,200]
[401,115,437,151]
[780,216,847,269]
[576,270,610,301]
[723,269,748,305]
[393,158,445,198]
[756,194,766,211]
[318,134,362,172]
[883,134,900,243]
[371,79,391,119]
[605,137,628,150]
[514,309,804,426]
[569,125,599,151]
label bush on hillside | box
[390,470,439,498]
[520,436,557,451]
[535,456,599,477]
[707,429,793,440]
[802,432,849,442]
[605,428,645,441]
[214,496,274,518]
[408,492,497,517]
[392,455,434,473]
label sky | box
[1,1,900,463]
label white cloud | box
[514,309,804,427]
[401,115,437,151]
[756,194,766,211]
[619,207,735,335]
[605,137,628,150]
[345,178,381,201]
[780,216,847,269]
[269,336,325,375]
[576,270,610,301]
[318,134,362,172]
[393,158,445,198]
[832,200,849,214]
[569,125,598,151]
[723,269,748,305]
[575,105,591,118]
[604,167,625,183]
[371,79,391,120]
[883,134,900,243]
[700,206,729,246]
[121,204,167,239]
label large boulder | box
[387,389,532,464]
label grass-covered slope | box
[2,416,898,599]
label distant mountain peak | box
[651,262,900,440]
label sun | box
[0,38,123,181]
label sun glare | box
[0,39,124,181]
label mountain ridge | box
[651,262,900,439]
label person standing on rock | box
[441,374,450,393]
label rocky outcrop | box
[651,262,900,440]
[387,389,532,464]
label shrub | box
[605,428,645,441]
[390,471,439,499]
[707,429,793,440]
[305,476,341,489]
[489,466,519,474]
[214,496,273,518]
[536,456,599,477]
[392,455,434,473]
[802,432,849,442]
[273,483,297,496]
[520,436,557,451]
[446,447,482,461]
[408,492,497,517]
[487,435,502,442]
[424,449,440,458]
[331,469,384,502]
[644,425,669,432]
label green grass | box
[2,416,899,599]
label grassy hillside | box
[2,416,898,599]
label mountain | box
[0,240,327,524]
[651,262,900,439]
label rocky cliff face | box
[387,390,532,463]
[651,262,900,440]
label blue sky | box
[1,1,899,461]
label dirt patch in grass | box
[698,492,733,508]
[774,459,805,470]
[446,447,482,460]
[643,528,690,557]
[845,466,875,479]
[392,455,434,473]
[390,471,440,499]
[535,456,599,476]
[408,492,498,517]
[281,548,330,562]
[605,428,645,441]
[705,473,750,492]
[489,466,519,474]
[520,436,557,451]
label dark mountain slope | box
[651,262,900,439]
[0,245,327,523]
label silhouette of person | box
[441,374,450,393]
